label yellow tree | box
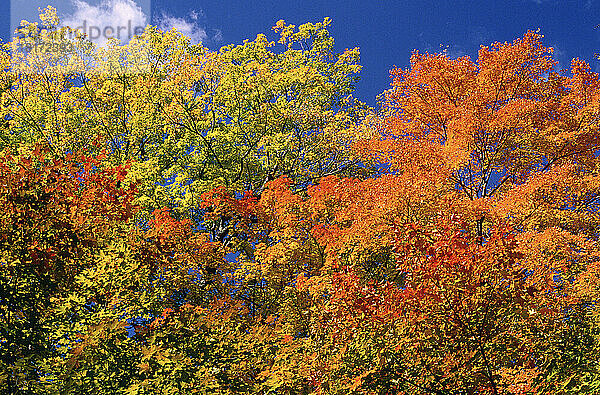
[1,8,371,221]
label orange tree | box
[252,31,600,393]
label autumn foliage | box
[2,8,600,394]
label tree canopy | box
[2,8,600,394]
[1,8,370,221]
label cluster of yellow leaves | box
[1,7,372,221]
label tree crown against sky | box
[2,7,372,221]
[2,7,600,394]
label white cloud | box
[440,44,468,59]
[213,29,223,43]
[551,44,567,71]
[189,10,203,21]
[57,1,220,47]
[157,13,208,45]
[62,0,149,46]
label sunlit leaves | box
[3,8,600,394]
[1,10,371,221]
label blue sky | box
[3,0,600,105]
